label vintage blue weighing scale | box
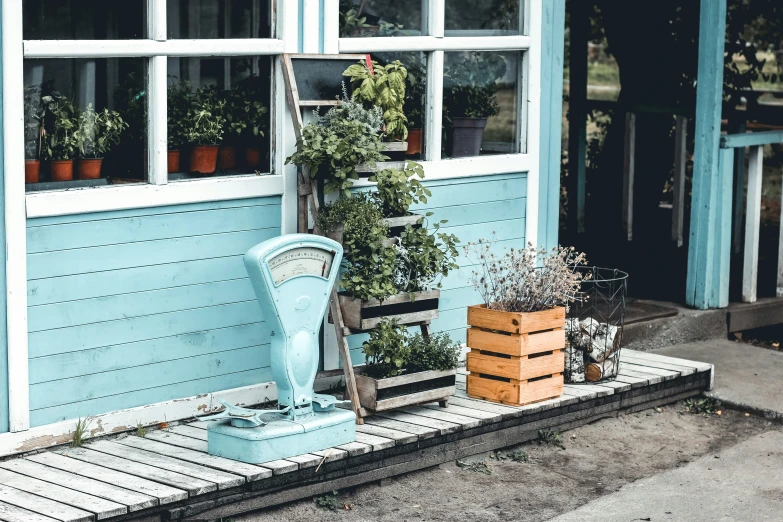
[204,234,356,464]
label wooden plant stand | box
[466,305,566,406]
[339,290,440,331]
[355,369,456,417]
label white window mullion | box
[24,39,285,58]
[2,0,30,433]
[323,0,340,54]
[339,35,531,53]
[278,0,300,235]
[148,0,167,185]
[149,0,167,41]
[430,0,445,37]
[302,0,320,53]
[425,50,444,162]
[524,0,543,249]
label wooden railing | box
[720,130,783,302]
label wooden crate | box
[466,305,566,406]
[339,290,440,331]
[356,369,456,412]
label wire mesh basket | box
[565,267,629,384]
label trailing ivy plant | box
[369,160,430,218]
[408,332,461,372]
[286,87,387,196]
[344,59,408,140]
[77,104,128,159]
[362,318,410,378]
[396,221,460,293]
[40,90,82,161]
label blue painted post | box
[0,9,8,433]
[686,0,729,309]
[537,0,567,251]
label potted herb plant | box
[167,82,192,173]
[184,94,226,175]
[24,84,43,183]
[356,319,459,413]
[462,240,587,406]
[231,77,269,169]
[76,104,128,179]
[40,91,81,182]
[443,52,506,157]
[370,160,430,232]
[343,59,408,144]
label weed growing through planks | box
[490,449,529,463]
[682,398,722,416]
[456,459,492,474]
[315,490,340,511]
[70,418,91,448]
[538,429,565,449]
[135,423,148,437]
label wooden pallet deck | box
[0,350,713,522]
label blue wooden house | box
[0,0,739,457]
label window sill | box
[25,173,285,219]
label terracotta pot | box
[50,159,75,182]
[245,147,261,169]
[406,128,423,155]
[167,150,181,173]
[189,145,219,174]
[217,146,237,170]
[77,158,103,180]
[25,160,40,184]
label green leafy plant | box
[339,1,403,37]
[221,78,268,146]
[71,417,90,448]
[167,81,192,149]
[362,318,410,378]
[456,458,492,474]
[369,160,430,217]
[538,429,565,449]
[443,52,506,120]
[408,332,460,372]
[315,490,340,511]
[135,423,148,437]
[286,89,387,196]
[40,90,82,160]
[78,104,128,159]
[184,89,226,146]
[490,449,528,463]
[344,59,408,140]
[397,222,460,293]
[404,58,426,129]
[683,398,721,416]
[24,84,44,160]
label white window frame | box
[335,0,542,248]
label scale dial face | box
[267,247,335,286]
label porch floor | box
[0,350,713,522]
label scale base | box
[207,408,356,464]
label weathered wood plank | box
[374,410,462,435]
[421,403,501,423]
[561,385,598,401]
[61,448,216,496]
[115,436,273,482]
[335,441,373,457]
[254,460,299,475]
[0,459,157,512]
[613,372,651,388]
[617,368,663,385]
[621,352,697,375]
[620,363,679,381]
[743,145,763,303]
[592,379,632,393]
[398,405,483,429]
[0,482,93,522]
[565,383,615,398]
[446,396,522,420]
[285,454,322,469]
[0,501,61,522]
[25,453,187,505]
[365,416,439,440]
[622,112,636,240]
[146,431,208,452]
[355,424,418,445]
[85,440,245,490]
[354,432,395,451]
[0,467,126,520]
[311,448,349,464]
[624,350,712,373]
[169,425,208,441]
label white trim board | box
[339,35,532,53]
[26,175,285,219]
[24,39,285,58]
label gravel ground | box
[233,403,777,522]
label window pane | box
[444,0,521,36]
[340,0,426,37]
[23,0,146,39]
[24,59,148,191]
[443,51,521,159]
[167,56,272,179]
[168,0,272,39]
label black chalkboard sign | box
[283,54,367,108]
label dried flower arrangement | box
[463,237,589,313]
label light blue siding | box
[26,197,282,427]
[347,172,528,365]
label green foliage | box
[339,1,403,37]
[456,458,492,474]
[443,52,506,120]
[362,319,410,378]
[315,490,340,511]
[369,160,430,217]
[408,332,460,372]
[135,423,148,437]
[221,78,268,145]
[344,59,409,140]
[183,88,226,146]
[404,58,426,129]
[167,81,192,149]
[24,84,44,160]
[78,104,128,159]
[286,93,387,196]
[70,418,90,448]
[40,90,82,161]
[490,449,529,463]
[397,221,460,293]
[537,429,565,449]
[683,397,721,416]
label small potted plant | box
[184,94,225,175]
[355,319,459,413]
[443,52,506,157]
[463,240,588,406]
[40,91,81,182]
[76,104,128,179]
[24,84,43,183]
[167,82,192,173]
[370,160,430,232]
[344,59,408,147]
[404,60,426,156]
[230,77,268,169]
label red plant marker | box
[365,54,375,75]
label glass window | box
[442,51,521,158]
[166,56,271,179]
[23,0,146,40]
[167,0,272,39]
[445,0,522,36]
[23,59,148,190]
[339,0,426,37]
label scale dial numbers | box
[267,247,335,286]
